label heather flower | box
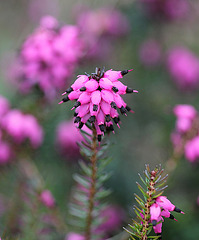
[1,109,43,148]
[167,47,199,90]
[13,16,84,100]
[40,190,56,208]
[150,196,184,234]
[0,141,13,165]
[56,120,91,159]
[139,39,162,67]
[0,96,10,117]
[59,67,138,142]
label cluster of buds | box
[150,196,184,235]
[12,15,84,100]
[0,95,43,164]
[172,104,199,163]
[59,67,138,142]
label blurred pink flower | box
[139,39,162,67]
[96,205,125,234]
[0,141,13,165]
[13,16,84,100]
[0,95,10,118]
[167,47,199,90]
[56,120,90,159]
[1,109,43,148]
[173,105,197,133]
[66,233,84,240]
[40,190,56,208]
[185,136,199,163]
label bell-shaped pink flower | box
[60,68,137,141]
[66,233,85,240]
[150,203,161,225]
[0,141,13,165]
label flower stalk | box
[85,125,98,240]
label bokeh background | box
[0,0,199,239]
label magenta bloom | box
[14,16,84,100]
[0,141,13,165]
[56,120,91,159]
[173,104,197,133]
[139,39,162,67]
[185,136,199,163]
[167,47,199,90]
[1,109,43,148]
[40,190,55,208]
[59,68,137,141]
[150,196,183,234]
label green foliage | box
[68,129,112,237]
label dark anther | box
[111,102,117,109]
[99,124,105,132]
[74,116,81,123]
[80,86,86,91]
[105,114,111,122]
[97,135,102,142]
[126,87,134,93]
[74,112,78,117]
[121,70,129,76]
[93,104,98,111]
[174,207,182,213]
[97,86,102,91]
[74,101,81,108]
[89,116,96,123]
[112,86,119,93]
[120,106,127,114]
[65,87,73,93]
[113,117,119,124]
[126,106,131,112]
[78,122,84,129]
[108,125,114,131]
[62,96,70,102]
[169,214,175,220]
[152,220,157,226]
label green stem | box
[85,125,98,240]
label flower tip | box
[117,123,120,128]
[181,211,185,214]
[130,110,135,113]
[133,90,138,93]
[71,107,75,110]
[129,69,133,72]
[174,218,178,222]
[62,92,66,96]
[58,101,63,104]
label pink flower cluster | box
[140,0,189,20]
[167,47,199,90]
[0,95,43,164]
[76,7,129,60]
[150,196,184,235]
[172,104,199,163]
[56,120,91,159]
[14,16,84,100]
[59,68,138,142]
